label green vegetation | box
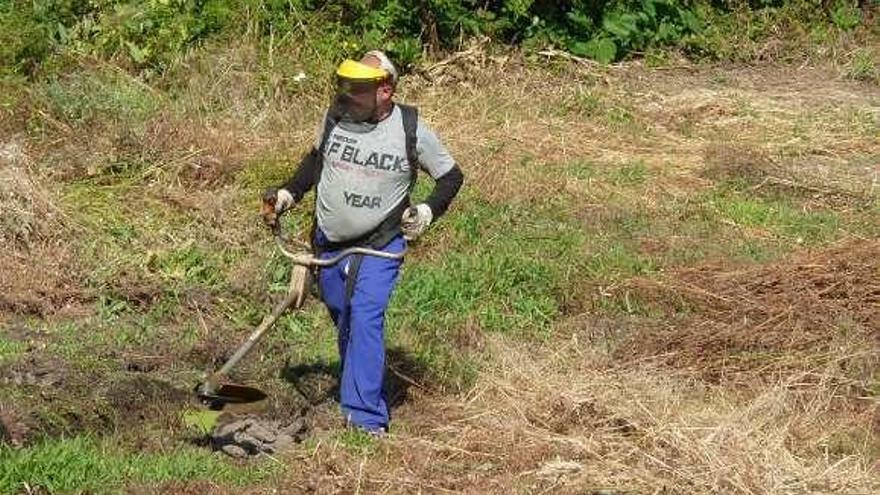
[1,0,874,76]
[38,68,159,126]
[0,337,25,364]
[182,409,223,435]
[848,48,879,82]
[395,200,580,335]
[334,428,379,455]
[0,436,270,494]
[704,188,841,244]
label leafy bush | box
[3,0,236,74]
[282,0,706,64]
[0,1,52,75]
[0,0,872,75]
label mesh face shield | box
[335,77,380,123]
[333,60,390,123]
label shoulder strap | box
[318,113,338,156]
[398,103,419,189]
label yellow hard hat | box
[336,59,389,82]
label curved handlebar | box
[271,218,405,267]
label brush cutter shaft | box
[216,290,297,377]
[199,217,404,400]
[215,264,310,378]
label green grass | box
[584,241,658,279]
[560,88,604,117]
[610,160,649,187]
[236,155,301,192]
[704,188,841,244]
[0,436,271,494]
[847,49,878,83]
[392,199,583,336]
[151,243,225,286]
[267,304,339,365]
[556,89,646,134]
[0,336,25,364]
[37,68,160,127]
[333,428,379,456]
[60,177,248,302]
[565,160,598,180]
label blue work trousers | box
[316,230,404,432]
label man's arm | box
[400,119,464,240]
[263,115,329,225]
[262,116,328,227]
[415,118,464,217]
[281,147,322,202]
[423,164,463,218]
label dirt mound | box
[0,244,89,317]
[101,376,193,424]
[1,354,69,388]
[0,140,89,316]
[211,415,307,458]
[618,240,880,378]
[1,354,196,445]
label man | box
[262,51,463,434]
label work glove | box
[261,187,295,228]
[401,203,433,241]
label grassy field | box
[1,38,879,494]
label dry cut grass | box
[263,331,879,494]
[619,239,880,380]
[0,139,84,317]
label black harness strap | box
[398,103,420,190]
[344,255,365,304]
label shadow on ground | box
[280,347,431,410]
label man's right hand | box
[261,187,295,227]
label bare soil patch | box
[0,354,197,445]
[0,245,90,317]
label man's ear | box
[378,81,394,99]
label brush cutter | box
[195,214,406,407]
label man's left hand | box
[401,204,433,241]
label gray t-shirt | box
[314,105,455,242]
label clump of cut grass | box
[0,140,64,247]
[0,139,83,316]
[616,239,880,380]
